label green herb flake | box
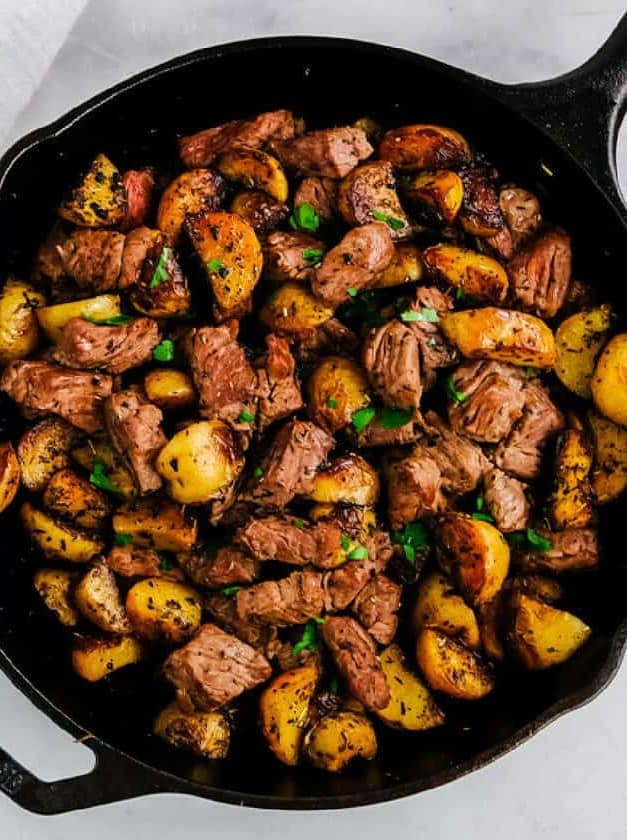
[83,314,133,327]
[313,616,326,625]
[399,307,439,324]
[114,533,133,547]
[379,407,413,430]
[340,533,351,551]
[237,409,255,424]
[393,521,429,558]
[351,406,376,434]
[159,557,173,572]
[89,459,119,495]
[526,528,553,552]
[206,258,223,274]
[253,466,264,480]
[347,287,358,297]
[445,375,467,404]
[347,545,368,560]
[221,585,243,597]
[402,544,416,564]
[289,202,320,232]
[372,209,405,230]
[475,496,484,511]
[471,511,495,523]
[292,518,306,530]
[455,286,466,302]
[302,247,324,266]
[150,246,173,288]
[153,339,175,362]
[326,396,339,409]
[292,620,319,656]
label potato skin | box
[17,418,76,493]
[259,664,318,766]
[154,702,230,758]
[379,124,471,171]
[260,282,334,334]
[112,498,198,552]
[376,644,445,731]
[36,294,121,343]
[72,437,137,501]
[0,442,20,514]
[21,502,105,563]
[423,244,508,304]
[157,169,225,244]
[403,169,463,224]
[549,430,593,529]
[217,147,289,202]
[412,570,481,649]
[126,577,201,643]
[144,369,197,412]
[416,627,494,700]
[587,411,627,503]
[507,593,591,670]
[43,468,111,531]
[307,356,371,433]
[0,279,46,363]
[440,307,557,368]
[591,333,627,427]
[33,568,80,627]
[304,711,377,772]
[371,244,423,289]
[59,153,127,227]
[555,306,611,398]
[308,454,380,506]
[72,634,144,682]
[75,561,131,633]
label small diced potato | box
[33,568,80,627]
[153,702,230,758]
[75,561,131,634]
[72,437,137,501]
[549,430,593,529]
[508,593,591,670]
[21,502,105,563]
[402,169,464,224]
[157,170,225,245]
[371,244,423,289]
[0,442,20,514]
[126,577,201,643]
[260,282,334,333]
[416,627,494,700]
[18,417,76,492]
[217,147,289,202]
[308,454,380,506]
[423,244,508,304]
[376,644,444,731]
[379,124,471,171]
[144,369,197,412]
[555,306,612,398]
[43,468,111,532]
[307,356,371,433]
[259,664,318,765]
[412,570,481,649]
[36,295,121,343]
[72,635,144,682]
[0,279,46,363]
[112,498,198,552]
[591,333,627,427]
[587,411,627,503]
[59,153,127,227]
[303,711,377,772]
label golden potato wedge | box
[21,502,104,563]
[36,295,121,343]
[72,437,136,501]
[508,593,591,670]
[477,597,507,663]
[259,664,319,766]
[33,568,80,627]
[0,279,46,363]
[217,147,288,202]
[549,429,593,529]
[157,169,225,244]
[423,244,508,304]
[308,454,380,506]
[376,644,445,731]
[371,244,424,289]
[72,634,144,682]
[59,153,127,227]
[304,711,377,773]
[591,333,627,427]
[75,560,131,634]
[402,169,464,224]
[144,369,196,412]
[17,418,76,493]
[307,356,371,433]
[440,307,556,368]
[438,513,510,606]
[156,420,244,505]
[416,627,494,700]
[43,468,111,531]
[587,411,627,503]
[154,702,230,758]
[555,306,612,398]
[379,124,471,171]
[186,210,263,320]
[0,442,20,514]
[112,498,198,552]
[260,282,334,333]
[126,577,201,643]
[412,570,481,649]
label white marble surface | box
[2,1,627,837]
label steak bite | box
[487,186,542,259]
[293,176,338,223]
[483,468,530,532]
[351,575,402,645]
[255,335,303,431]
[420,412,488,496]
[53,317,161,374]
[56,229,125,291]
[406,286,458,388]
[118,226,162,289]
[362,319,422,410]
[236,516,344,569]
[263,231,325,284]
[386,451,442,530]
[507,228,571,318]
[273,126,373,179]
[338,160,411,239]
[163,623,272,711]
[236,569,326,625]
[204,593,277,652]
[106,546,163,578]
[121,168,155,231]
[324,559,375,611]
[178,546,259,588]
[516,527,599,572]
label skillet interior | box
[0,38,626,808]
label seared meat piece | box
[356,415,420,448]
[338,160,411,240]
[295,318,359,363]
[458,165,504,236]
[407,286,457,388]
[0,361,112,433]
[517,527,598,572]
[186,321,257,426]
[352,575,401,645]
[321,616,390,711]
[368,529,394,572]
[236,516,343,569]
[255,335,302,431]
[293,176,338,223]
[495,384,564,479]
[121,168,155,231]
[104,387,166,493]
[164,623,272,711]
[447,361,527,443]
[263,231,325,283]
[483,468,530,532]
[204,593,277,652]
[244,419,334,507]
[273,127,373,178]
[57,230,125,291]
[106,546,163,577]
[119,226,162,289]
[324,560,375,610]
[507,228,571,318]
[387,451,442,530]
[487,187,542,259]
[53,317,161,374]
[179,109,297,167]
[236,569,325,625]
[178,546,259,588]
[230,190,288,235]
[421,412,488,495]
[34,225,67,283]
[363,320,421,410]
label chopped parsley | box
[379,407,413,429]
[292,619,320,656]
[289,202,320,232]
[89,459,120,495]
[159,557,173,572]
[351,406,376,433]
[445,374,467,404]
[454,286,467,302]
[221,585,243,597]
[253,466,264,480]
[237,409,255,423]
[326,396,339,409]
[347,545,368,560]
[526,528,553,552]
[341,533,351,551]
[399,307,439,324]
[83,313,133,326]
[392,521,429,564]
[372,209,405,230]
[471,511,495,523]
[206,258,223,274]
[153,339,175,362]
[302,247,324,266]
[292,518,306,530]
[150,247,173,288]
[347,287,358,297]
[114,533,133,547]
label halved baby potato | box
[72,436,137,501]
[21,502,105,563]
[75,560,131,634]
[549,429,593,530]
[587,411,627,503]
[412,570,481,650]
[555,306,612,398]
[307,356,371,433]
[416,627,495,700]
[308,454,380,506]
[36,295,122,344]
[376,643,445,731]
[157,169,225,244]
[303,711,377,773]
[43,467,111,532]
[591,333,627,427]
[217,147,289,202]
[402,169,464,224]
[59,153,127,227]
[261,282,334,333]
[126,577,202,643]
[371,244,423,289]
[17,417,76,492]
[422,244,508,304]
[153,702,230,758]
[0,279,46,363]
[144,369,197,412]
[33,568,80,627]
[508,592,591,670]
[0,442,20,514]
[72,634,144,682]
[112,498,198,552]
[259,664,319,766]
[379,124,471,171]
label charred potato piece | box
[17,418,76,492]
[423,244,508,304]
[371,244,423,289]
[402,169,464,224]
[229,190,288,235]
[21,502,104,563]
[259,664,318,766]
[308,504,377,543]
[261,282,334,333]
[304,711,377,773]
[156,420,244,505]
[508,592,591,669]
[59,153,127,227]
[154,702,230,758]
[587,411,627,503]
[113,498,198,552]
[72,437,136,501]
[337,160,410,237]
[0,442,20,513]
[43,468,111,532]
[308,454,380,506]
[416,627,495,700]
[186,210,263,320]
[458,166,503,236]
[379,124,471,171]
[0,279,46,362]
[157,169,225,244]
[33,568,80,627]
[75,561,130,633]
[412,570,481,649]
[217,147,289,202]
[555,306,612,398]
[72,634,144,682]
[307,356,371,433]
[144,369,197,412]
[126,577,201,643]
[130,243,192,319]
[550,430,594,529]
[36,294,121,343]
[477,596,507,663]
[376,644,445,731]
[440,307,556,368]
[591,333,627,427]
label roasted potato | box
[555,306,612,398]
[75,561,131,634]
[308,504,377,544]
[59,153,127,227]
[379,124,471,171]
[186,210,263,320]
[549,429,593,529]
[126,577,201,643]
[438,513,510,606]
[144,369,197,412]
[72,634,144,682]
[259,664,318,766]
[415,627,495,700]
[513,574,564,604]
[304,711,377,773]
[112,497,198,552]
[130,241,192,319]
[229,190,288,234]
[307,356,371,433]
[156,420,244,505]
[21,502,104,563]
[440,307,557,368]
[217,147,289,202]
[376,644,445,731]
[154,702,230,758]
[371,244,423,289]
[260,282,334,333]
[508,593,591,670]
[337,160,410,237]
[457,166,503,237]
[157,169,225,244]
[72,437,136,501]
[43,468,111,531]
[0,442,20,513]
[587,411,627,503]
[591,333,627,427]
[36,294,121,343]
[17,418,76,492]
[33,568,80,627]
[308,454,380,506]
[412,570,481,649]
[423,244,508,304]
[402,169,464,224]
[477,596,507,663]
[0,279,46,362]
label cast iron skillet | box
[0,17,626,815]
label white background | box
[1,1,627,837]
